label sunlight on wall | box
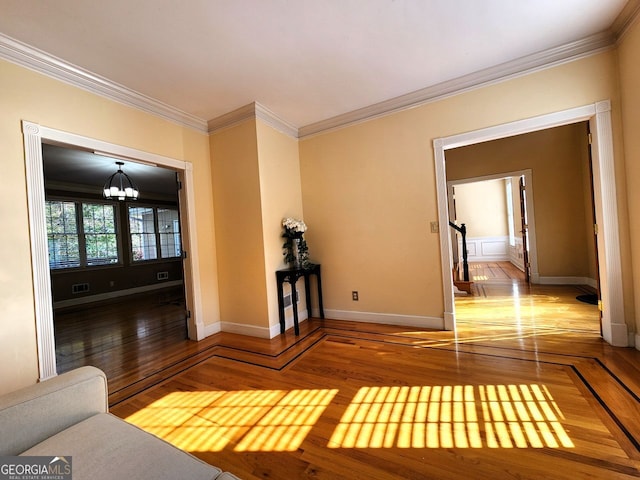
[125,388,338,452]
[328,384,573,449]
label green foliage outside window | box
[46,200,118,269]
[82,203,118,266]
[47,201,80,269]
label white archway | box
[433,100,628,347]
[22,121,206,381]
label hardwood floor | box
[54,287,197,398]
[468,261,526,284]
[102,272,640,479]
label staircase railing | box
[449,221,469,282]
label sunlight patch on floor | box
[328,384,574,449]
[124,383,573,453]
[125,388,338,452]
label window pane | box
[129,206,157,261]
[83,203,119,266]
[158,208,181,258]
[46,201,80,269]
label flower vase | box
[290,237,301,269]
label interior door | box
[175,170,196,340]
[586,124,603,332]
[519,176,531,283]
[447,184,460,280]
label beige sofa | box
[0,366,240,480]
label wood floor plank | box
[111,332,640,479]
[56,279,640,478]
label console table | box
[276,264,324,335]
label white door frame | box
[22,121,206,381]
[433,100,628,347]
[447,169,538,281]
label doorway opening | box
[445,130,601,336]
[447,170,536,293]
[433,101,627,346]
[23,121,206,382]
[42,142,189,376]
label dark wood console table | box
[276,264,324,335]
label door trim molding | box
[434,100,628,346]
[22,121,206,381]
[447,169,538,283]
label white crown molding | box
[207,101,299,138]
[611,0,640,41]
[298,32,615,138]
[255,102,299,138]
[0,33,208,133]
[207,103,257,133]
[0,21,629,141]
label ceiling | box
[0,0,633,131]
[4,1,634,194]
[43,144,178,199]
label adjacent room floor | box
[53,286,191,396]
[102,265,638,479]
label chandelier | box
[103,161,139,201]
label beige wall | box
[300,51,629,323]
[0,59,218,395]
[446,124,594,278]
[256,120,305,327]
[619,16,640,337]
[453,179,509,238]
[2,28,638,394]
[210,120,269,328]
[210,118,304,331]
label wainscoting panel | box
[459,236,509,262]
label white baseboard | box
[220,321,273,339]
[324,309,444,330]
[444,312,455,331]
[268,312,310,338]
[203,321,222,337]
[607,322,630,347]
[215,311,310,339]
[53,280,184,309]
[536,276,596,286]
[210,309,445,338]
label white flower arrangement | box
[282,217,311,268]
[282,217,307,236]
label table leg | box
[291,279,300,335]
[304,273,312,320]
[277,277,285,334]
[316,267,325,319]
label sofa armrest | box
[0,366,108,455]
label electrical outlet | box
[352,291,359,301]
[430,221,439,233]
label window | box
[129,206,157,261]
[46,200,119,269]
[46,201,80,269]
[129,206,181,262]
[158,208,182,258]
[83,203,119,266]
